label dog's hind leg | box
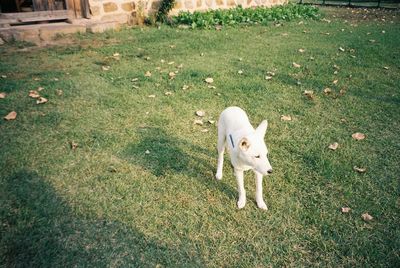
[215,128,226,180]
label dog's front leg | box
[254,171,268,210]
[234,168,246,209]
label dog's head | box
[237,120,272,175]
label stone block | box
[196,0,202,7]
[103,2,118,12]
[39,24,86,41]
[227,0,235,6]
[86,21,121,33]
[101,13,129,23]
[215,0,224,5]
[121,2,135,11]
[185,0,194,9]
[90,5,101,16]
[174,0,183,9]
[205,0,213,7]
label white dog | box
[215,106,272,210]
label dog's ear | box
[239,138,251,151]
[256,120,268,138]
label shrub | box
[157,0,176,23]
[172,4,320,28]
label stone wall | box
[88,0,287,25]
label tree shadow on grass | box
[0,170,204,267]
[122,127,237,201]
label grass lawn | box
[1,6,399,267]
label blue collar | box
[229,134,235,148]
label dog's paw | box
[257,201,268,211]
[215,172,223,180]
[237,198,246,209]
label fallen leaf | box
[341,207,351,213]
[323,88,332,94]
[168,72,176,79]
[354,166,367,173]
[238,70,243,74]
[194,119,203,126]
[352,132,365,140]
[148,94,156,98]
[208,120,215,124]
[339,88,346,96]
[145,57,151,61]
[4,111,17,120]
[303,90,314,99]
[196,110,205,117]
[298,48,305,53]
[1,75,7,78]
[37,86,44,91]
[70,141,78,150]
[131,78,139,82]
[208,85,216,89]
[169,45,176,48]
[310,56,315,60]
[328,142,339,150]
[132,85,139,89]
[361,213,373,222]
[205,77,214,84]
[369,39,376,43]
[265,76,273,80]
[281,115,292,121]
[266,71,275,76]
[160,59,165,63]
[215,25,222,31]
[54,78,59,81]
[200,129,209,133]
[333,79,338,85]
[383,66,389,70]
[182,85,189,90]
[145,150,150,154]
[29,90,40,99]
[0,92,6,99]
[56,89,63,96]
[164,91,173,96]
[168,61,175,65]
[36,97,48,104]
[145,71,152,77]
[292,62,301,68]
[177,64,184,68]
[102,66,110,71]
[339,47,345,52]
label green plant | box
[173,4,320,28]
[157,0,176,23]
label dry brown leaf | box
[54,78,59,81]
[29,90,40,99]
[145,71,152,77]
[164,91,173,96]
[168,61,175,65]
[145,150,150,154]
[182,85,189,90]
[208,85,216,89]
[0,92,6,99]
[168,72,176,79]
[281,115,292,121]
[238,70,243,74]
[200,129,209,133]
[352,132,365,140]
[37,86,44,91]
[194,119,203,126]
[160,59,165,63]
[383,66,389,70]
[298,48,305,53]
[131,78,139,82]
[195,110,205,117]
[292,62,301,68]
[265,76,273,81]
[177,64,184,68]
[70,141,78,150]
[361,213,373,222]
[353,166,367,173]
[333,64,340,70]
[1,75,7,78]
[266,71,275,76]
[36,97,48,104]
[339,47,345,52]
[303,90,314,99]
[341,207,351,213]
[328,142,339,150]
[4,111,17,120]
[323,88,332,95]
[205,77,214,84]
[102,66,110,71]
[208,120,215,124]
[56,89,63,96]
[148,95,156,98]
[333,79,339,85]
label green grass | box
[1,6,399,267]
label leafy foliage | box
[157,0,176,23]
[173,4,320,28]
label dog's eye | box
[255,155,260,159]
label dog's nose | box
[267,169,273,174]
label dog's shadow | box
[122,127,237,200]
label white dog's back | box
[218,106,253,137]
